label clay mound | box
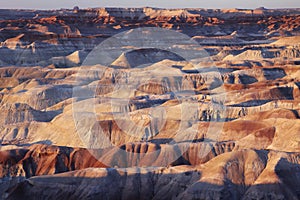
[180,150,300,200]
[110,48,185,68]
[0,103,57,125]
[6,149,300,200]
[99,141,235,167]
[50,50,89,68]
[110,52,131,68]
[65,50,88,64]
[2,34,26,50]
[224,50,276,61]
[265,118,300,152]
[243,151,300,200]
[234,126,276,150]
[242,108,298,121]
[3,84,73,110]
[271,36,300,46]
[220,120,270,141]
[180,149,267,199]
[0,141,232,186]
[0,144,107,178]
[0,77,19,88]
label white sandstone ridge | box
[1,7,300,21]
[223,46,300,61]
[270,36,300,46]
[1,34,27,50]
[94,7,199,20]
[93,7,300,19]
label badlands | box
[0,7,299,199]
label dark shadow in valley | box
[230,99,272,107]
[5,166,300,200]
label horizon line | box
[0,6,300,11]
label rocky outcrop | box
[0,103,57,125]
[4,149,300,200]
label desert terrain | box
[0,7,299,199]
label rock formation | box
[0,7,299,200]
